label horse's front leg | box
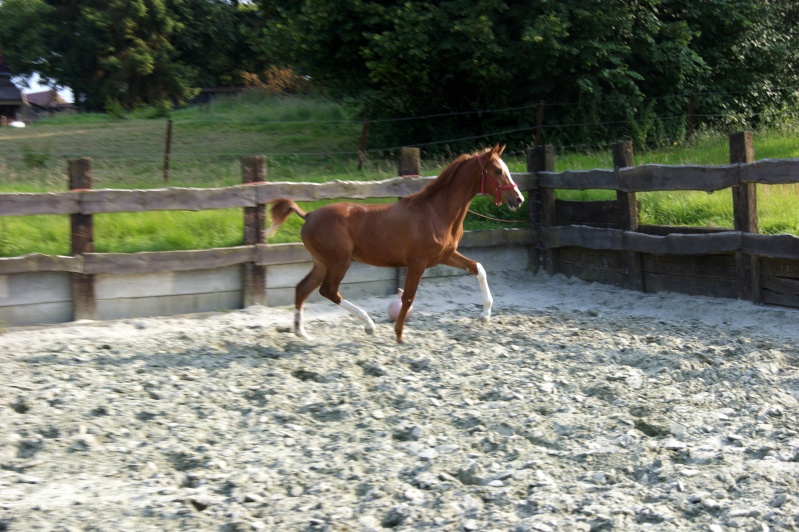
[442,252,493,322]
[395,264,425,342]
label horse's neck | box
[428,169,481,229]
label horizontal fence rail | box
[0,229,536,276]
[546,227,799,259]
[5,158,799,216]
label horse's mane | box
[401,148,489,207]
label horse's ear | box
[498,144,506,156]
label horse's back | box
[301,201,419,267]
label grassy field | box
[1,93,799,257]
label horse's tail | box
[267,198,308,237]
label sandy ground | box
[1,270,798,531]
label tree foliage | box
[0,0,258,111]
[1,0,798,149]
[260,0,799,149]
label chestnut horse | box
[267,144,524,342]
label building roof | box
[0,47,25,104]
[26,90,67,108]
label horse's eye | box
[494,169,502,175]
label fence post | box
[242,156,267,307]
[398,147,421,177]
[613,141,644,292]
[357,119,370,170]
[527,144,555,274]
[730,131,761,303]
[69,158,97,320]
[535,100,546,147]
[397,147,421,289]
[163,118,173,182]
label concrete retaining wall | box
[0,245,530,328]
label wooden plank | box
[81,186,258,214]
[620,164,741,192]
[639,224,733,236]
[459,228,536,247]
[625,231,742,255]
[545,226,744,255]
[536,164,741,192]
[0,192,80,216]
[642,254,737,279]
[84,246,255,274]
[557,246,627,287]
[743,158,799,185]
[760,257,799,278]
[0,174,538,218]
[511,172,537,191]
[643,272,738,299]
[760,290,799,309]
[257,177,435,203]
[0,253,82,274]
[5,160,799,218]
[556,247,628,286]
[742,233,799,260]
[537,169,617,191]
[558,246,626,270]
[761,275,799,296]
[546,225,621,250]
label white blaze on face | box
[499,158,524,208]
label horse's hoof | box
[480,314,491,324]
[364,321,376,335]
[295,329,314,341]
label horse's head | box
[476,144,524,210]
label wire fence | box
[3,87,799,165]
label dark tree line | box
[0,0,262,111]
[2,0,798,147]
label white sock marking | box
[340,299,376,335]
[294,307,313,341]
[476,263,493,322]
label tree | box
[0,0,199,110]
[258,0,700,148]
[170,0,264,88]
[258,0,799,149]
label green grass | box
[2,94,799,257]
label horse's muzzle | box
[507,196,523,211]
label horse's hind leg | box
[319,262,376,335]
[443,252,493,322]
[294,263,325,340]
[394,263,426,343]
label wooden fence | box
[0,150,534,326]
[3,131,799,327]
[527,131,799,308]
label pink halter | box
[475,154,518,206]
